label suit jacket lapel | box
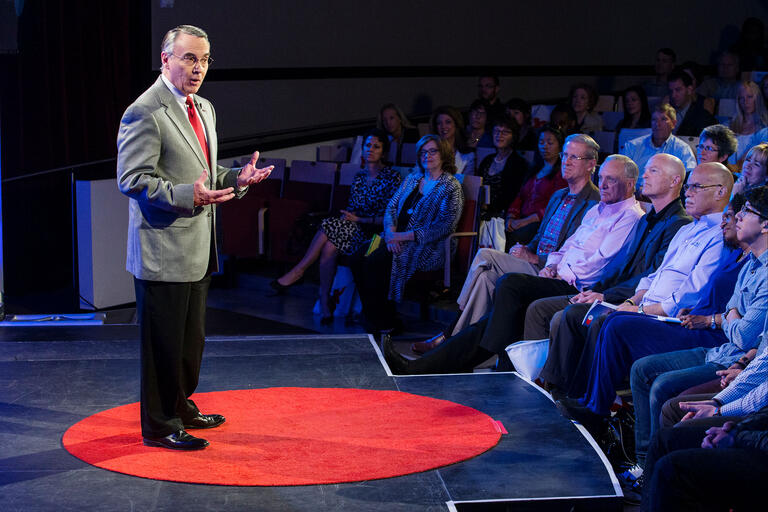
[196,97,216,181]
[153,77,209,170]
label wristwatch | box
[638,303,645,315]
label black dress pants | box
[642,421,768,511]
[135,275,210,437]
[413,272,577,373]
[349,244,397,331]
[538,302,609,397]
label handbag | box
[477,217,506,251]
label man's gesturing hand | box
[194,169,235,206]
[237,151,274,188]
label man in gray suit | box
[117,25,272,450]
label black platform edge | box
[451,495,623,512]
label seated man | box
[621,103,697,191]
[384,154,645,375]
[667,69,717,137]
[535,153,691,392]
[448,134,601,339]
[557,164,744,433]
[640,404,768,511]
[629,194,761,470]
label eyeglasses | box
[739,205,768,220]
[683,183,722,194]
[171,53,213,67]
[418,148,440,158]
[559,152,592,162]
[493,128,514,136]
[696,144,720,153]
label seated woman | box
[465,99,494,149]
[695,124,738,165]
[506,98,537,151]
[476,115,529,225]
[569,83,604,134]
[272,129,402,323]
[377,103,420,165]
[728,81,768,165]
[733,143,768,196]
[505,124,567,249]
[350,134,464,333]
[617,85,651,131]
[430,105,476,174]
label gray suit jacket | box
[117,76,244,282]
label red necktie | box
[185,95,210,166]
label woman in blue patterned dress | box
[272,129,402,322]
[350,134,464,333]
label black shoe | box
[556,399,608,438]
[549,387,568,402]
[320,315,334,325]
[183,412,226,429]
[268,276,304,295]
[382,334,413,375]
[143,430,209,450]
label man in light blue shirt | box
[622,104,697,191]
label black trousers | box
[412,272,577,374]
[539,302,608,397]
[349,244,397,331]
[134,275,210,437]
[642,421,768,511]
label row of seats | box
[220,158,488,290]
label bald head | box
[684,162,734,219]
[642,154,686,201]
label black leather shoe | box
[143,430,209,450]
[183,412,226,429]
[269,275,305,295]
[382,334,413,375]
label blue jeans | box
[629,347,724,467]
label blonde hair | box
[730,81,768,134]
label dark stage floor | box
[1,318,621,511]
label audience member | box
[627,194,762,473]
[506,98,537,150]
[504,125,567,248]
[617,86,651,131]
[377,103,420,164]
[728,81,768,164]
[477,76,506,127]
[387,153,644,374]
[697,50,741,101]
[556,163,735,435]
[537,154,691,396]
[733,143,768,196]
[465,99,494,149]
[569,83,603,134]
[640,405,768,511]
[350,135,463,333]
[731,17,768,71]
[761,75,768,110]
[272,130,402,322]
[643,48,676,98]
[694,124,737,165]
[667,69,717,137]
[476,115,529,220]
[430,105,476,174]
[426,134,599,347]
[621,103,697,190]
[549,103,578,136]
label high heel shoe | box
[269,275,304,294]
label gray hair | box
[564,133,600,161]
[699,124,738,159]
[160,25,209,69]
[605,154,639,183]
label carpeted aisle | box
[63,387,503,486]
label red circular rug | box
[62,387,503,486]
